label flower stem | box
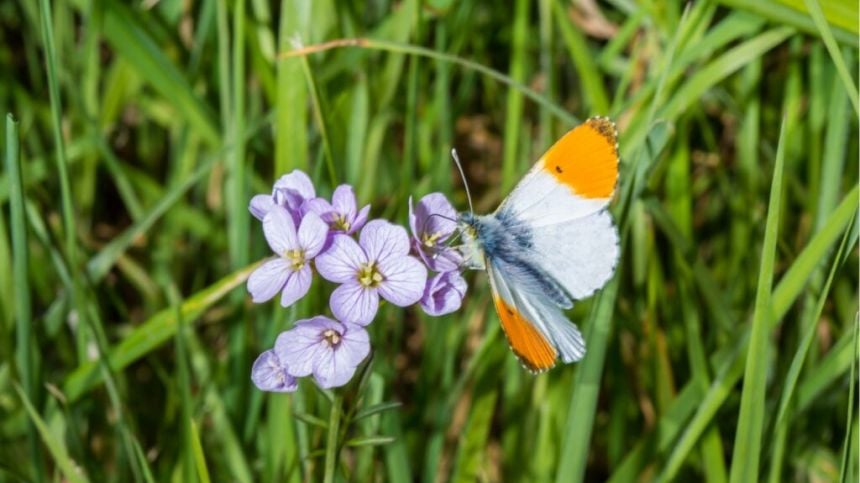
[323,393,343,483]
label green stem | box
[279,38,578,126]
[324,393,343,483]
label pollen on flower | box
[332,213,351,232]
[283,249,306,270]
[357,263,384,288]
[322,328,342,347]
[422,231,442,248]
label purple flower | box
[249,169,317,223]
[409,193,462,272]
[251,349,298,392]
[420,271,467,316]
[316,220,427,326]
[275,316,370,389]
[247,206,328,307]
[305,184,370,235]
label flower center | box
[357,263,384,288]
[422,231,443,248]
[322,329,341,347]
[282,248,306,271]
[332,213,351,232]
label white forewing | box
[498,163,611,227]
[529,209,619,301]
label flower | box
[251,349,298,392]
[409,193,462,272]
[420,271,467,316]
[249,169,317,223]
[247,206,328,307]
[275,316,370,388]
[305,184,370,235]
[316,220,427,326]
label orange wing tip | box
[586,116,619,155]
[541,116,620,199]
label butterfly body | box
[457,116,620,372]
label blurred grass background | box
[0,0,858,481]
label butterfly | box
[457,116,620,372]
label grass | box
[0,0,858,481]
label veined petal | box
[336,324,371,368]
[351,204,371,233]
[420,271,467,316]
[360,220,410,264]
[415,192,458,240]
[249,194,275,221]
[420,245,463,272]
[280,265,312,307]
[408,196,418,238]
[312,347,353,389]
[263,206,298,254]
[304,197,334,221]
[274,170,315,200]
[297,211,329,258]
[377,255,427,306]
[330,282,379,326]
[247,258,290,303]
[251,350,297,392]
[275,320,330,377]
[315,235,367,283]
[331,185,357,218]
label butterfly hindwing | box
[488,258,587,372]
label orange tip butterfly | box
[456,116,620,372]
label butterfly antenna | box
[451,148,474,215]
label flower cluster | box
[249,171,467,391]
[409,194,468,316]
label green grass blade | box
[658,185,858,481]
[552,0,610,114]
[99,2,220,145]
[501,0,529,193]
[729,119,787,483]
[715,0,858,45]
[63,262,259,402]
[5,114,42,481]
[554,278,620,483]
[773,220,854,428]
[14,384,88,483]
[803,0,859,116]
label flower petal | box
[359,220,410,264]
[298,211,329,258]
[249,194,275,221]
[419,244,463,272]
[313,347,355,389]
[280,265,312,307]
[420,271,468,316]
[251,349,297,392]
[263,205,298,254]
[275,316,339,377]
[351,204,371,233]
[315,235,367,283]
[336,324,371,368]
[303,197,335,222]
[273,169,315,201]
[330,282,379,326]
[415,192,458,240]
[377,255,427,306]
[247,258,290,303]
[331,185,357,218]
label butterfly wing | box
[487,257,586,372]
[499,116,619,228]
